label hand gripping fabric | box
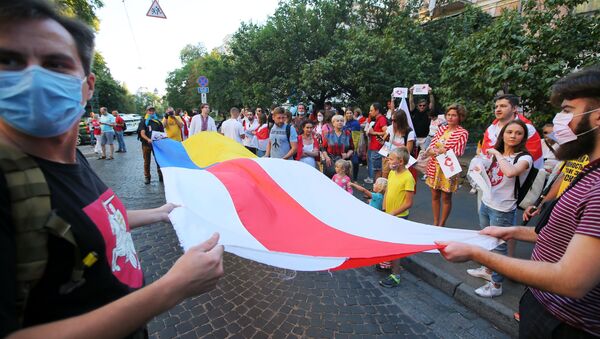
[0,144,83,326]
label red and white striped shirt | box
[531,158,600,336]
[425,125,468,179]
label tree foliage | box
[168,0,444,110]
[92,53,136,113]
[439,0,600,134]
[55,0,103,30]
[164,0,599,131]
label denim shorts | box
[368,150,382,171]
[101,131,115,145]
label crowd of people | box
[1,0,598,338]
[140,87,588,297]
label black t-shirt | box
[137,118,164,146]
[410,108,433,138]
[0,150,143,336]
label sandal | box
[107,156,114,160]
[97,156,106,160]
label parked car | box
[77,119,92,146]
[119,113,142,135]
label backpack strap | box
[513,152,527,199]
[285,124,291,144]
[0,144,86,325]
[544,139,558,157]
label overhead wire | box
[122,0,144,70]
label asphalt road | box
[81,135,509,338]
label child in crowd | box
[350,177,391,272]
[380,147,415,288]
[349,177,388,211]
[332,159,353,194]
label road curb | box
[401,255,518,337]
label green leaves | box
[439,0,599,132]
[92,53,136,113]
[162,0,598,125]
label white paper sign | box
[378,142,391,157]
[435,149,462,178]
[413,84,429,95]
[392,87,408,98]
[151,131,167,141]
[406,155,417,169]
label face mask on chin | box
[0,66,86,137]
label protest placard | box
[413,84,429,95]
[392,87,408,98]
[436,149,462,178]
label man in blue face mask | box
[436,65,600,338]
[0,1,224,338]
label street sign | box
[146,0,167,19]
[197,76,209,87]
[197,87,209,94]
[201,93,207,104]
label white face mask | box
[552,108,599,145]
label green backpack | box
[0,144,88,325]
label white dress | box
[299,142,317,168]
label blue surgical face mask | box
[0,66,86,137]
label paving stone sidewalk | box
[86,137,510,338]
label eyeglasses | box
[418,104,426,107]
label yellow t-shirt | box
[557,155,589,196]
[164,116,183,141]
[385,169,415,217]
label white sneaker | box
[364,177,373,184]
[469,187,477,194]
[475,282,502,298]
[467,266,492,281]
[421,175,427,181]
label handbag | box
[413,149,431,174]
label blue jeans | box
[368,150,382,179]
[115,130,126,151]
[479,202,516,283]
[256,149,266,157]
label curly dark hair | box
[550,65,600,109]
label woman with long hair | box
[255,113,270,157]
[295,119,320,168]
[425,104,469,227]
[466,119,532,298]
[382,110,416,179]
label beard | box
[555,116,597,161]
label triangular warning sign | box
[146,0,166,19]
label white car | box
[119,113,142,134]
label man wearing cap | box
[137,106,165,184]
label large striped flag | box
[153,132,498,271]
